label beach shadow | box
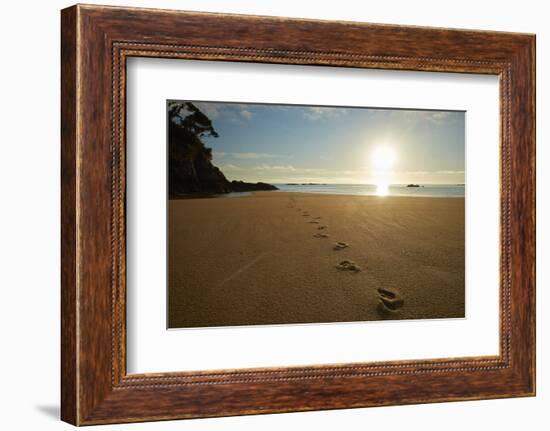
[35,404,59,420]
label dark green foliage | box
[168,101,278,196]
[168,101,219,139]
[168,102,230,196]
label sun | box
[371,146,396,171]
[370,146,396,196]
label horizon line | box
[261,182,465,186]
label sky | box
[186,101,465,185]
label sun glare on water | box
[371,146,396,196]
[376,182,390,196]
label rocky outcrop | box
[168,146,278,196]
[230,180,278,192]
[168,102,278,197]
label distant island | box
[168,102,278,197]
[406,184,421,188]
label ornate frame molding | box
[61,5,535,425]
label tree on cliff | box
[168,101,278,197]
[168,102,231,196]
[168,102,219,140]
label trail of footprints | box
[287,196,404,315]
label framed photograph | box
[61,4,536,425]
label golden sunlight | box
[371,146,396,171]
[371,146,396,196]
[376,181,389,196]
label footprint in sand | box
[376,288,404,312]
[308,220,320,224]
[336,260,361,272]
[317,225,328,230]
[333,241,349,251]
[302,213,310,217]
[313,232,329,238]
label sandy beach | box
[168,192,465,328]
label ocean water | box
[272,183,465,198]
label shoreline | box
[170,190,466,200]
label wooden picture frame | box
[61,4,535,425]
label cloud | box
[303,107,325,121]
[219,164,242,171]
[253,164,297,172]
[303,106,349,121]
[435,170,464,174]
[192,102,254,122]
[423,111,461,124]
[402,170,464,176]
[240,110,253,120]
[230,152,287,160]
[253,165,352,176]
[366,109,461,126]
[193,102,222,119]
[215,152,289,160]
